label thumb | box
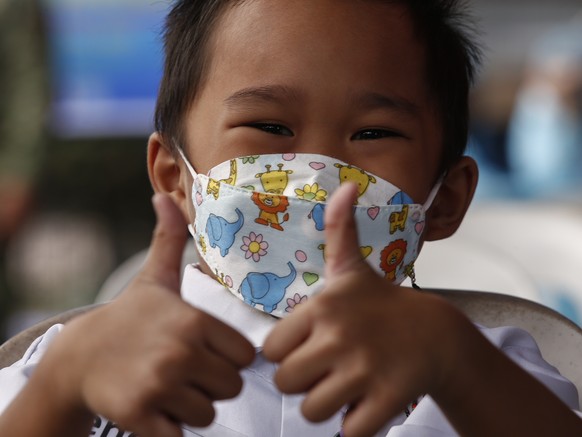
[141,193,189,291]
[324,183,367,278]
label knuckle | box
[314,289,356,317]
[151,224,170,242]
[154,351,195,386]
[149,348,177,373]
[140,374,168,401]
[310,294,338,319]
[317,329,347,356]
[347,360,371,386]
[151,225,183,249]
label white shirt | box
[0,265,579,436]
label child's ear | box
[423,156,479,241]
[147,132,191,222]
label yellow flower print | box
[295,183,328,201]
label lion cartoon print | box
[252,164,293,231]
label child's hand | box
[36,194,255,437]
[263,184,465,437]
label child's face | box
[183,0,443,204]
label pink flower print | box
[286,293,308,313]
[240,232,269,262]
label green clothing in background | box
[0,0,48,341]
[0,0,48,180]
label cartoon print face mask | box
[179,151,440,318]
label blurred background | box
[0,0,581,341]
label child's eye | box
[248,123,294,137]
[351,129,400,141]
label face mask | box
[180,151,439,318]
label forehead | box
[206,0,428,96]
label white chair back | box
[430,288,582,407]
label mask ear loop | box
[176,146,198,179]
[175,145,200,239]
[406,173,447,291]
[405,264,422,290]
[422,174,445,210]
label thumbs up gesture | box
[263,184,462,437]
[34,194,255,437]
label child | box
[1,0,581,436]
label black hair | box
[154,0,482,171]
[398,0,483,171]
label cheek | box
[362,154,428,202]
[184,100,230,173]
[186,123,289,173]
[222,126,294,157]
[397,158,439,203]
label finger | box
[141,193,189,291]
[324,183,365,278]
[272,335,333,394]
[262,311,312,363]
[342,391,403,437]
[186,348,245,400]
[301,369,364,423]
[130,413,184,437]
[161,386,216,428]
[203,314,256,368]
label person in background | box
[506,18,582,199]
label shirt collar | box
[181,264,278,348]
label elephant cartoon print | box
[205,208,244,257]
[308,203,326,231]
[239,262,297,313]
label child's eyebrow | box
[224,85,303,109]
[353,91,420,118]
[223,85,420,119]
